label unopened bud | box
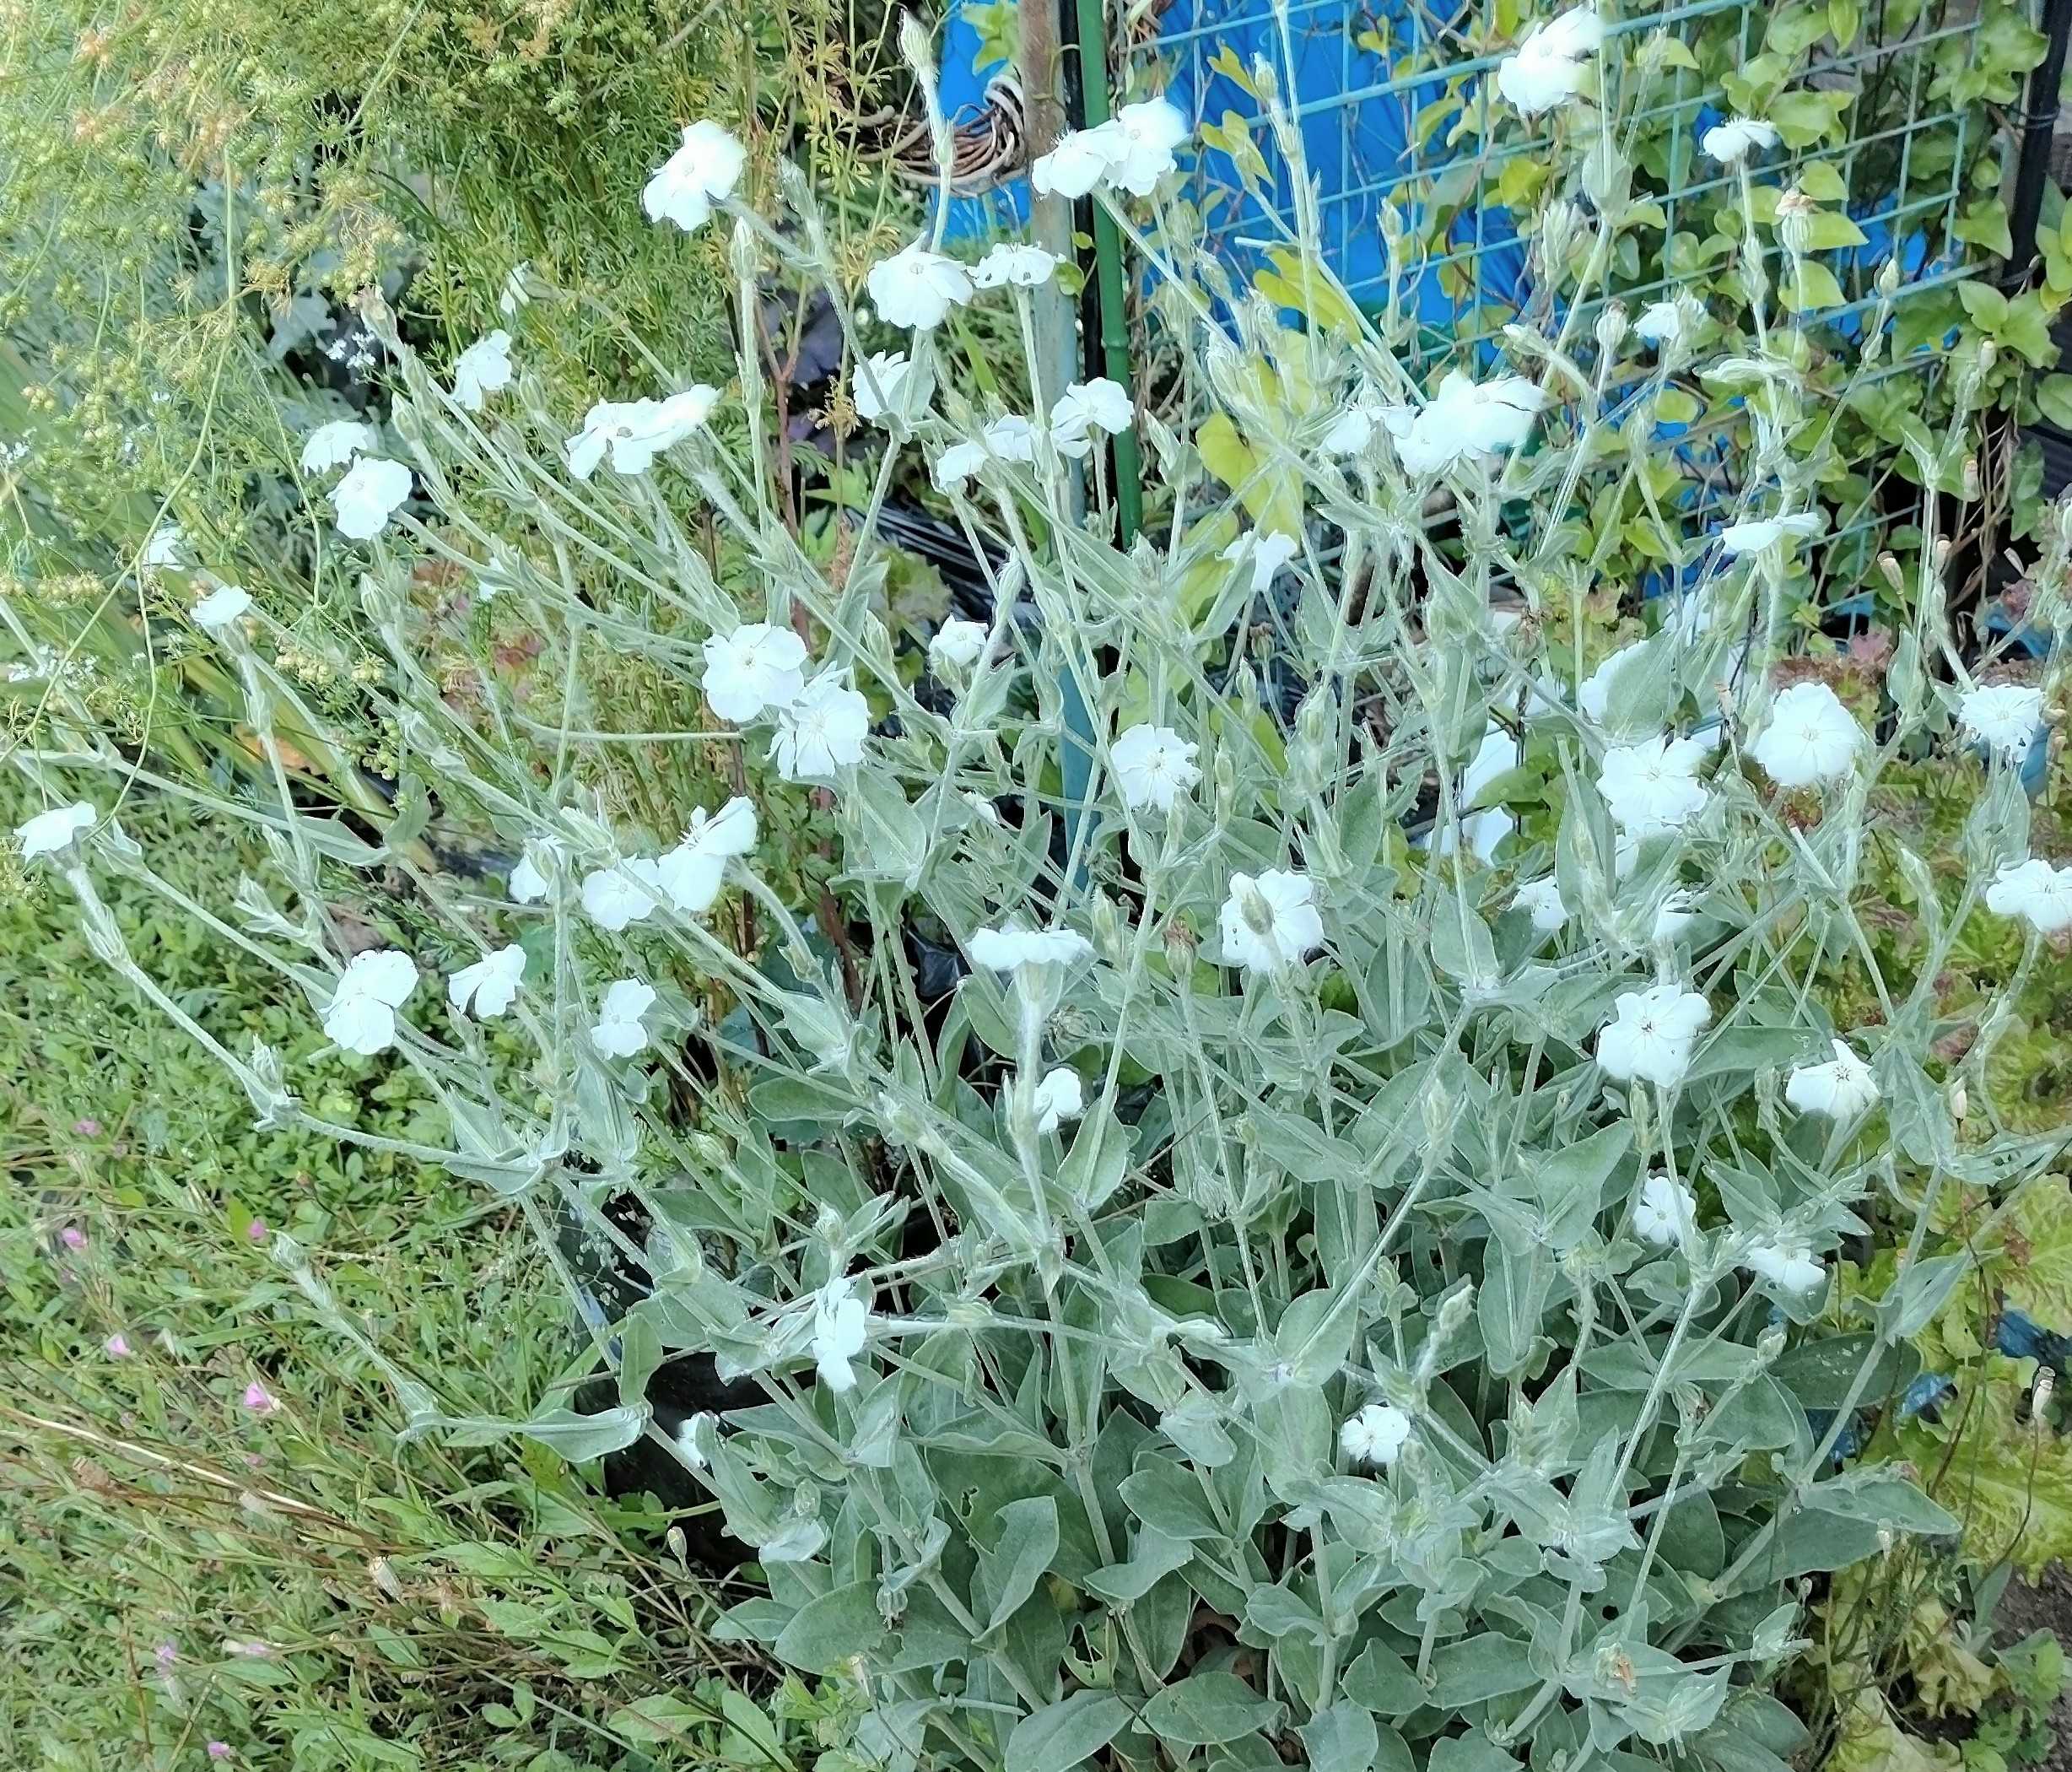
[1776,189,1818,257]
[1963,456,1980,502]
[666,1525,688,1563]
[1978,340,1998,377]
[1163,915,1198,974]
[1595,301,1629,354]
[1878,552,1905,593]
[369,1556,402,1600]
[897,9,935,79]
[1949,1080,1968,1122]
[1877,255,1902,300]
[1756,1321,1787,1364]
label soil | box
[1996,1564,2072,1772]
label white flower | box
[299,419,376,475]
[1718,511,1822,556]
[1751,681,1864,787]
[1031,127,1117,197]
[981,413,1038,462]
[499,262,531,317]
[580,857,668,932]
[1985,856,2072,936]
[322,949,419,1056]
[564,389,718,479]
[447,943,526,1018]
[933,440,989,491]
[969,924,1093,970]
[642,121,747,231]
[1223,530,1301,594]
[1746,1240,1826,1294]
[972,243,1060,289]
[656,797,758,915]
[1032,100,1188,198]
[1599,734,1709,834]
[15,801,95,860]
[1703,116,1781,165]
[1031,1067,1085,1134]
[1632,1172,1697,1247]
[703,623,809,723]
[1785,1038,1880,1119]
[853,350,931,428]
[1632,299,1689,348]
[1220,869,1325,972]
[451,331,514,412]
[591,978,656,1058]
[192,584,253,633]
[1112,723,1201,811]
[1578,640,1650,728]
[332,457,413,540]
[141,525,190,570]
[1596,982,1712,1088]
[674,1412,712,1469]
[812,1276,868,1391]
[1322,404,1380,456]
[770,674,870,781]
[866,244,975,330]
[1339,1402,1412,1467]
[1496,8,1604,115]
[1382,372,1551,475]
[1514,877,1568,933]
[1049,378,1133,455]
[1652,889,1699,941]
[509,845,554,904]
[1958,683,2045,758]
[929,619,990,672]
[1105,99,1190,193]
[1444,725,1520,864]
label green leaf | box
[1120,1458,1226,1542]
[2037,374,2072,429]
[1428,1735,1521,1772]
[1958,281,2010,332]
[1956,197,2015,259]
[1141,1672,1283,1745]
[1429,1633,1541,1707]
[1534,1121,1632,1251]
[1005,1691,1132,1772]
[1245,1582,1330,1645]
[1301,1701,1380,1772]
[1254,247,1362,337]
[1769,89,1851,148]
[1771,1332,1918,1409]
[774,1580,887,1672]
[1780,261,1845,313]
[1804,1468,1959,1538]
[1342,1639,1429,1718]
[984,1496,1060,1633]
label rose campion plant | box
[13,20,2069,1772]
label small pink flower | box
[241,1381,279,1414]
[224,1640,273,1659]
[60,1226,86,1251]
[105,1333,132,1358]
[208,1745,232,1762]
[73,1118,102,1137]
[155,1641,179,1672]
[246,1219,267,1244]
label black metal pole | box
[2009,0,2072,284]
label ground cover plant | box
[6,6,2072,1772]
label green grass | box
[0,787,800,1771]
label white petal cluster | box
[1111,724,1201,812]
[1958,683,2045,758]
[1382,372,1551,475]
[323,949,419,1055]
[1496,8,1605,115]
[565,388,718,479]
[1032,100,1189,198]
[1750,681,1865,787]
[1985,856,2072,935]
[1784,1039,1880,1119]
[1339,1402,1411,1467]
[642,122,747,231]
[1596,982,1712,1088]
[1219,869,1324,972]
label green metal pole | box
[1071,0,1145,546]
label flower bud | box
[1775,189,1818,257]
[1949,1080,1968,1122]
[1878,552,1905,593]
[1595,301,1629,354]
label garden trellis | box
[942,0,2068,606]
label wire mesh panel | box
[1120,0,1978,356]
[1095,0,2011,616]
